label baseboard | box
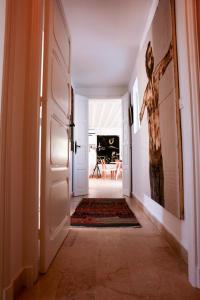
[3,266,34,300]
[132,193,188,264]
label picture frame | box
[138,0,184,219]
[129,104,133,126]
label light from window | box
[133,78,140,134]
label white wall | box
[75,86,127,99]
[129,0,192,251]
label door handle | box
[75,141,81,153]
[69,122,75,128]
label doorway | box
[73,93,132,198]
[88,99,123,197]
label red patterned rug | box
[71,198,141,227]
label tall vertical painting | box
[139,0,183,218]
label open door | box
[122,93,131,196]
[73,94,89,196]
[40,0,71,273]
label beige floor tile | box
[17,179,200,300]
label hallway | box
[17,183,200,300]
[1,0,200,298]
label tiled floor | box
[89,178,123,198]
[17,179,200,299]
[71,179,123,214]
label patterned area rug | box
[71,198,141,227]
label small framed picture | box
[129,104,133,126]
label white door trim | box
[0,0,19,295]
[122,92,131,197]
[0,0,43,297]
[0,1,6,297]
[22,0,44,283]
[185,0,200,288]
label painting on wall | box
[97,135,120,164]
[139,0,183,218]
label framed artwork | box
[139,0,183,218]
[129,104,133,126]
[97,135,120,163]
[132,77,140,133]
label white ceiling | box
[62,0,154,89]
[89,99,122,130]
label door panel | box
[73,94,89,196]
[122,93,131,196]
[40,0,71,273]
[50,181,69,230]
[50,117,69,165]
[53,3,70,69]
[51,56,70,115]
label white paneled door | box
[40,0,71,273]
[122,93,131,196]
[73,94,89,196]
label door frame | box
[0,0,6,297]
[122,92,132,197]
[87,97,125,188]
[0,0,43,296]
[185,0,200,288]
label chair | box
[101,159,109,179]
[101,159,117,179]
[115,160,123,180]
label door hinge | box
[179,98,184,110]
